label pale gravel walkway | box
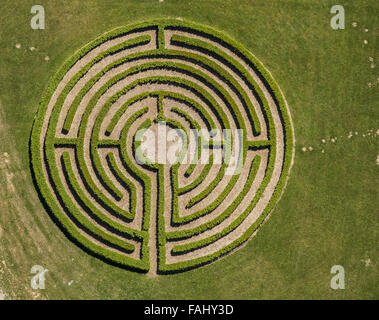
[36,25,294,273]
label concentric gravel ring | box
[30,19,294,274]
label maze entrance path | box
[30,19,294,274]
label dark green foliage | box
[30,19,293,273]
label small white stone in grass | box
[44,56,50,61]
[301,147,307,152]
[321,139,326,143]
[365,28,369,32]
[15,43,21,49]
[369,57,374,62]
[352,22,357,27]
[331,138,336,143]
[68,280,74,286]
[159,0,164,2]
[321,149,325,153]
[308,146,313,151]
[176,17,183,21]
[376,129,379,135]
[29,46,36,51]
[376,155,379,165]
[360,258,371,266]
[370,63,375,69]
[363,134,366,137]
[364,40,368,45]
[355,132,358,135]
[368,82,372,87]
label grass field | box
[0,0,378,299]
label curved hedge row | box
[170,106,203,178]
[79,59,246,215]
[159,21,292,272]
[62,34,151,134]
[30,19,294,274]
[171,155,261,254]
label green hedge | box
[30,18,293,273]
[160,20,292,272]
[170,106,201,177]
[171,155,261,254]
[70,57,247,223]
[62,34,151,134]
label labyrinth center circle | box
[30,19,294,274]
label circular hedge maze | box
[30,19,294,274]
